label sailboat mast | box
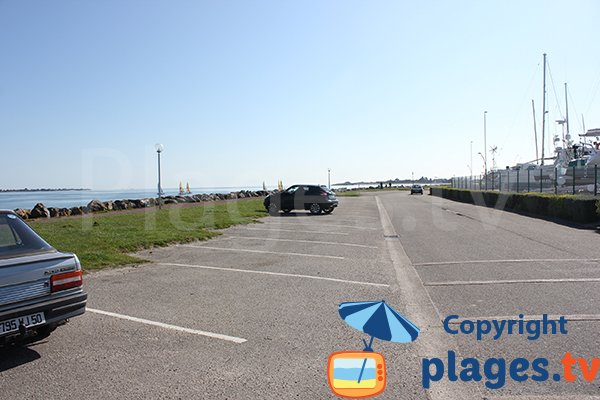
[532,99,539,162]
[564,82,569,140]
[541,53,547,166]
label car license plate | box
[0,312,45,335]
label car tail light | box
[51,270,83,292]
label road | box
[1,191,599,399]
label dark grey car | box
[263,185,338,215]
[0,210,87,346]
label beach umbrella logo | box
[327,300,420,398]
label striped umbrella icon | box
[338,300,420,384]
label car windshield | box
[0,213,55,260]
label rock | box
[58,208,72,217]
[13,208,30,219]
[86,199,107,213]
[48,207,60,218]
[113,200,127,210]
[70,206,84,215]
[164,198,178,204]
[103,201,114,211]
[130,199,148,208]
[29,203,50,219]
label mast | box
[541,53,547,165]
[532,100,539,162]
[564,82,569,141]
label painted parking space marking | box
[413,258,600,267]
[225,236,378,249]
[238,227,349,235]
[424,278,600,287]
[87,308,247,343]
[159,262,390,288]
[263,221,378,230]
[178,244,345,260]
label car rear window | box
[0,213,54,260]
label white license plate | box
[0,312,45,335]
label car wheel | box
[309,203,322,215]
[282,208,292,214]
[322,207,334,214]
[268,203,279,215]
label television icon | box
[327,351,386,398]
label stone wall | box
[13,190,270,220]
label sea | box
[0,187,263,210]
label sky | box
[1,1,599,190]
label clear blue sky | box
[1,1,599,189]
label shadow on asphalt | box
[0,344,43,372]
[270,212,334,217]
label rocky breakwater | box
[12,190,269,220]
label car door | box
[293,186,309,210]
[281,186,298,210]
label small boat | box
[179,181,185,195]
[185,182,192,194]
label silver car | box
[0,210,87,346]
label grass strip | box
[29,199,267,270]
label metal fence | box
[452,164,599,195]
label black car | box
[264,185,338,215]
[410,184,423,195]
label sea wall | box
[13,190,269,220]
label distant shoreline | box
[0,188,91,193]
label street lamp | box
[412,171,414,185]
[477,152,487,190]
[483,111,488,190]
[155,143,164,209]
[470,140,473,183]
[328,168,331,189]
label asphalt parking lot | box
[2,191,600,399]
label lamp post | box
[328,168,331,189]
[483,111,488,190]
[470,140,473,185]
[477,152,487,190]
[412,171,414,185]
[155,143,164,209]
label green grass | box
[336,191,361,197]
[28,199,267,270]
[336,187,417,197]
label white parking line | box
[87,308,247,343]
[238,227,349,235]
[226,236,378,249]
[178,244,345,260]
[425,278,600,286]
[413,258,600,267]
[160,262,390,288]
[263,222,378,231]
